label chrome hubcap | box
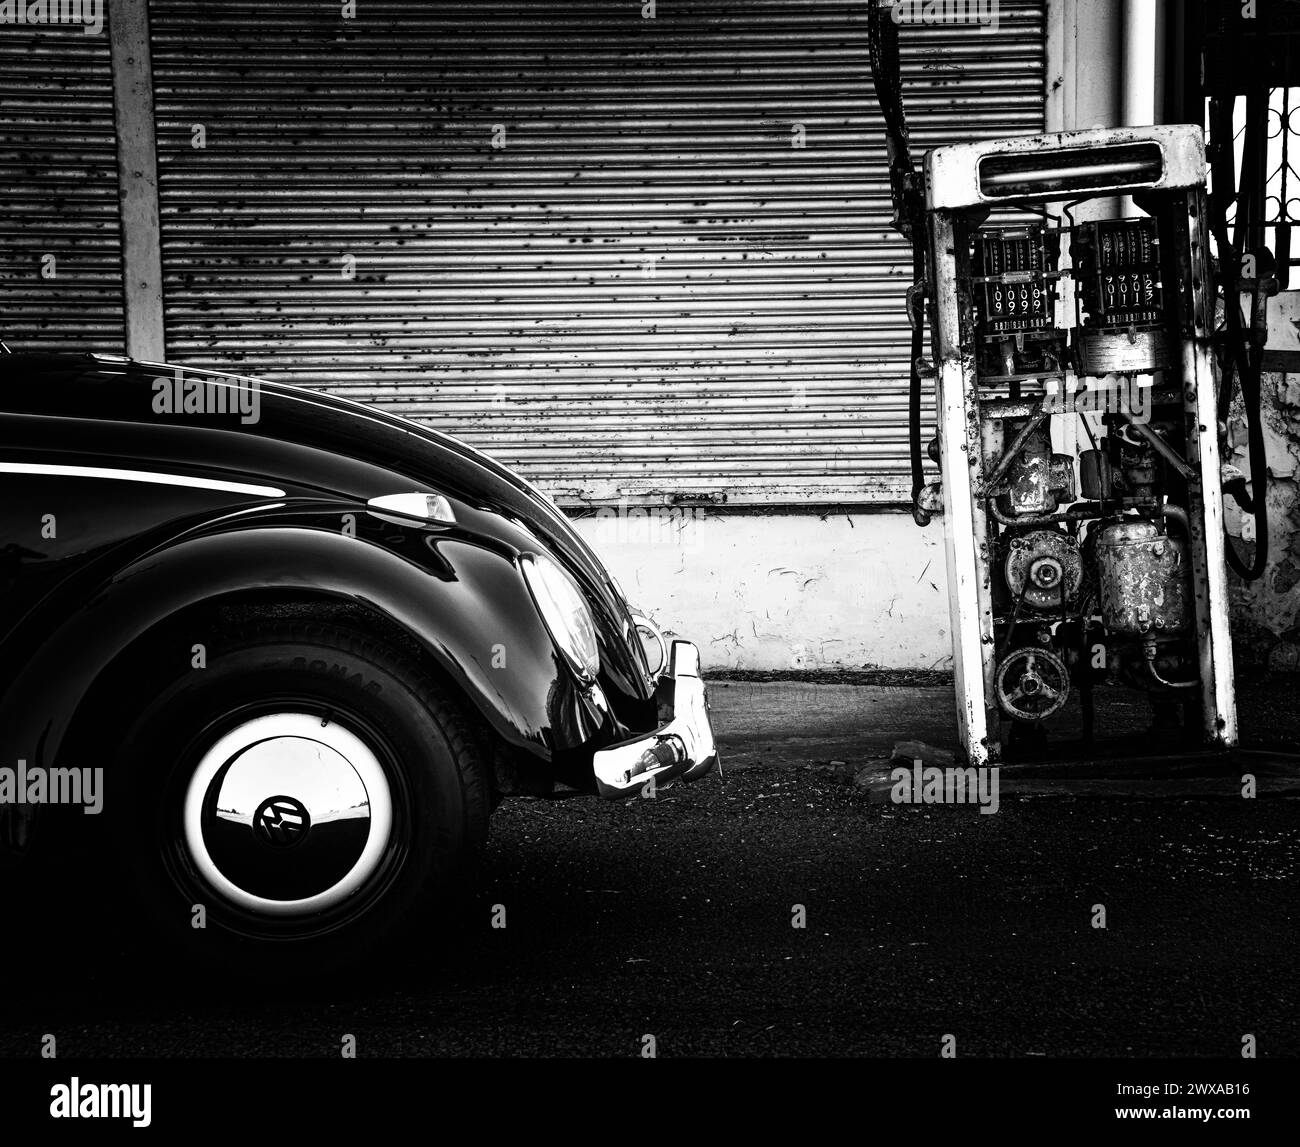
[182,713,393,918]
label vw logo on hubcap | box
[252,795,312,848]
[183,713,393,917]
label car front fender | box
[0,521,612,784]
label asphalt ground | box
[2,677,1297,1058]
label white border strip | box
[0,462,284,498]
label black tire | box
[109,622,490,976]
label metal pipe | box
[1160,502,1189,538]
[1142,636,1198,690]
[1121,0,1158,129]
[988,501,1105,527]
[980,403,1048,496]
[1125,418,1197,482]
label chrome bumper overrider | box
[592,640,719,798]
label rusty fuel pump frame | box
[918,125,1237,766]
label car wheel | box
[111,622,490,975]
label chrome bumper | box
[592,640,719,799]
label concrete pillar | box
[1047,0,1126,220]
[108,0,165,362]
[1046,0,1124,134]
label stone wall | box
[1224,369,1300,670]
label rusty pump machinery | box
[914,125,1237,765]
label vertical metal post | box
[108,0,165,362]
[1183,187,1239,746]
[930,213,998,765]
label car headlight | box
[520,553,601,683]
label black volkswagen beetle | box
[0,352,717,969]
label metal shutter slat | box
[150,0,1044,505]
[0,25,125,355]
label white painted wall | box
[572,510,953,671]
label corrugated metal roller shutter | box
[0,21,125,354]
[150,0,1044,505]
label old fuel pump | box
[916,126,1237,764]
